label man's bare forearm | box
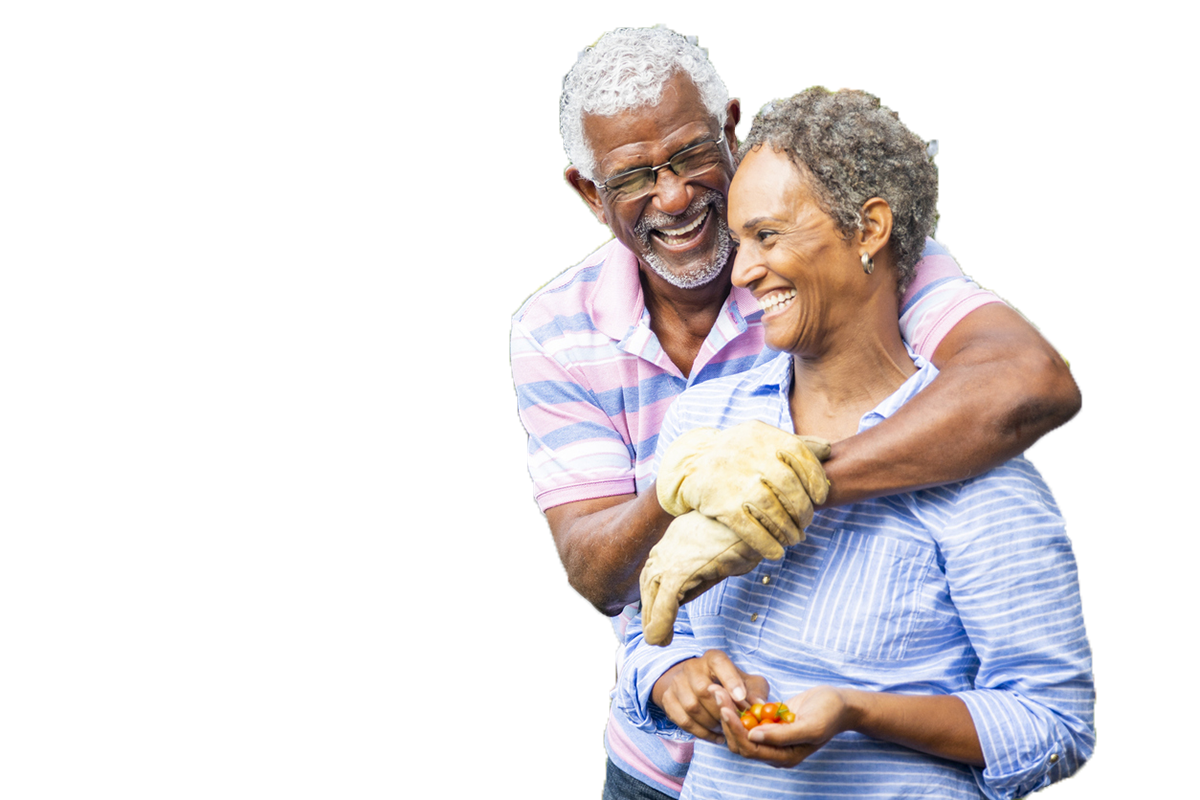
[545,488,676,616]
[821,304,1080,506]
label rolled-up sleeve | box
[612,605,706,741]
[931,459,1095,800]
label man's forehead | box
[581,72,720,172]
[588,117,716,165]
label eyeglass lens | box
[605,140,724,198]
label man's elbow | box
[1003,348,1081,439]
[1032,347,1080,429]
[557,534,631,616]
[565,567,628,617]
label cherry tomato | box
[761,703,780,722]
[739,710,759,730]
[781,711,796,724]
[749,703,765,721]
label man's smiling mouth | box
[651,206,710,247]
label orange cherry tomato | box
[739,710,759,730]
[761,703,780,722]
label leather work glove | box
[640,511,764,646]
[656,420,831,561]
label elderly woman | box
[615,88,1094,799]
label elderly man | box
[510,26,1080,800]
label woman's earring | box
[861,252,874,275]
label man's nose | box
[650,167,693,216]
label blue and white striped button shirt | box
[615,352,1095,800]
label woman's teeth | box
[760,290,797,314]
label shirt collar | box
[590,240,645,341]
[858,349,939,432]
[765,347,940,432]
[589,238,760,356]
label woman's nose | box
[731,242,763,288]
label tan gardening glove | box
[656,420,831,561]
[640,511,764,646]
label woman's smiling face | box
[728,145,867,356]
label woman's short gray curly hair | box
[560,26,729,181]
[743,87,938,292]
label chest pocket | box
[791,529,934,662]
[684,580,730,619]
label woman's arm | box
[712,685,983,768]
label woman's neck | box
[788,301,917,443]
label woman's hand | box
[714,685,985,768]
[651,650,769,744]
[714,684,852,767]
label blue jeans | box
[601,758,676,800]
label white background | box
[0,12,1190,800]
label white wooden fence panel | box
[506,299,1099,662]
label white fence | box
[506,299,1099,662]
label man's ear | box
[565,166,608,226]
[858,197,894,259]
[724,98,741,158]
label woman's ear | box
[858,197,893,259]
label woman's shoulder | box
[904,455,1065,540]
[670,352,791,430]
[686,350,790,403]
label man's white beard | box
[636,191,733,290]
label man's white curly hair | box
[560,26,729,181]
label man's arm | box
[545,490,674,616]
[821,303,1080,506]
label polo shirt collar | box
[590,239,761,367]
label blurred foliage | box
[506,23,1099,369]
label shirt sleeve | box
[510,316,637,511]
[923,460,1095,800]
[900,238,1005,360]
[612,599,706,741]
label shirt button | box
[761,576,770,585]
[751,613,759,622]
[1049,753,1059,764]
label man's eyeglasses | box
[597,135,727,201]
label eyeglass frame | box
[595,134,729,201]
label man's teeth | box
[655,207,708,239]
[760,290,797,313]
